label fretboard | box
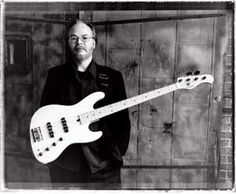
[80,83,178,124]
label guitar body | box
[30,92,104,164]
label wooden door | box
[91,10,222,189]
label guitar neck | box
[80,83,178,124]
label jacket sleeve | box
[108,71,131,156]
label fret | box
[81,84,177,124]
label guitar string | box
[33,75,211,140]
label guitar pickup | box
[47,122,54,138]
[61,117,69,133]
[31,127,43,142]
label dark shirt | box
[40,60,131,175]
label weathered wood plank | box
[138,131,172,165]
[172,104,210,164]
[141,21,176,79]
[171,168,215,189]
[137,169,171,189]
[175,84,212,105]
[179,18,215,44]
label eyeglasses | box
[69,35,94,43]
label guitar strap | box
[97,66,109,92]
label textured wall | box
[4,12,65,186]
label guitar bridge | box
[31,127,43,142]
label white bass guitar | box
[30,74,214,164]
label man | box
[40,20,131,189]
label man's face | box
[68,22,96,62]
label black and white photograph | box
[1,1,234,191]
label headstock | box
[176,73,214,90]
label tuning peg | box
[194,71,200,75]
[186,72,192,76]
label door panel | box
[139,131,172,165]
[175,85,212,104]
[172,104,210,164]
[173,21,214,165]
[171,17,215,185]
[171,169,212,189]
[121,169,138,188]
[141,21,176,79]
[178,17,215,44]
[137,169,171,189]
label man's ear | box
[92,39,96,49]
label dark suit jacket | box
[40,60,131,174]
